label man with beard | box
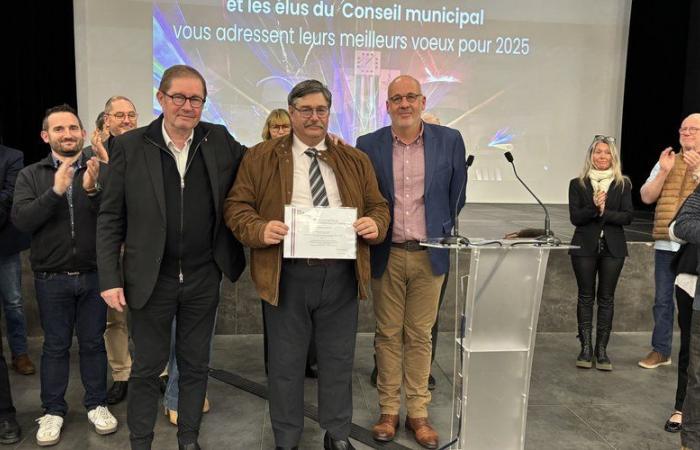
[12,104,117,446]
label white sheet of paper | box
[283,205,357,259]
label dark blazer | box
[568,177,633,257]
[97,116,246,310]
[356,123,467,277]
[0,145,30,256]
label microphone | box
[441,155,475,246]
[503,151,561,246]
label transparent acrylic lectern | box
[423,239,574,450]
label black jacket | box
[97,116,246,310]
[0,145,30,256]
[12,152,101,272]
[568,177,633,257]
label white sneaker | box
[87,405,118,435]
[36,414,63,446]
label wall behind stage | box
[73,0,632,204]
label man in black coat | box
[12,104,116,446]
[0,145,32,375]
[0,144,25,444]
[97,64,246,450]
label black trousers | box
[570,247,625,333]
[264,260,358,447]
[261,301,317,375]
[0,307,15,420]
[127,263,221,449]
[683,313,700,449]
[676,286,694,412]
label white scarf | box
[588,168,614,194]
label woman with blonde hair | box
[568,135,633,371]
[261,108,291,141]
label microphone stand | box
[503,151,561,246]
[441,155,474,247]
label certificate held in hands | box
[284,205,357,259]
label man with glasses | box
[97,65,246,450]
[90,96,139,162]
[356,75,466,449]
[92,96,140,406]
[639,113,700,365]
[638,113,700,434]
[224,79,389,450]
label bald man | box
[356,75,466,449]
[638,113,700,434]
[98,96,139,406]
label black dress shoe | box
[323,431,355,450]
[664,412,682,433]
[428,373,436,390]
[0,416,21,445]
[178,442,201,450]
[107,380,128,405]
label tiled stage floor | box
[5,331,682,449]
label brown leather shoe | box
[405,417,439,449]
[11,354,35,375]
[372,414,399,442]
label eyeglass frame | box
[105,112,138,120]
[679,127,700,135]
[269,123,291,131]
[160,91,206,109]
[388,93,423,105]
[289,104,330,119]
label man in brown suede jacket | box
[224,80,389,450]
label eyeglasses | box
[680,127,700,135]
[161,92,205,108]
[594,134,616,144]
[290,105,329,119]
[270,124,291,131]
[388,93,423,105]
[106,112,138,120]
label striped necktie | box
[304,148,329,207]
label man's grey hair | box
[287,80,332,108]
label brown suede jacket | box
[223,134,390,305]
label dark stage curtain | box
[1,1,77,165]
[621,0,699,209]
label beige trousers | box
[372,247,444,418]
[104,308,132,381]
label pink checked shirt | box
[391,125,427,243]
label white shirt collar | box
[292,134,327,157]
[161,120,194,152]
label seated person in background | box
[568,135,633,371]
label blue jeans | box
[163,314,216,411]
[0,254,28,356]
[34,271,108,416]
[652,249,676,357]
